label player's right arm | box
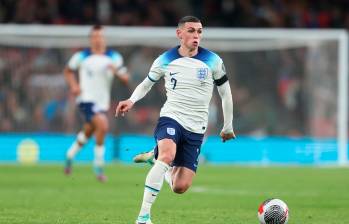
[64,52,82,96]
[64,67,80,96]
[115,76,155,117]
[115,57,164,117]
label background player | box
[64,25,129,182]
[115,16,235,223]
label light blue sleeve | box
[148,56,165,82]
[111,51,128,74]
[110,52,123,68]
[67,52,83,70]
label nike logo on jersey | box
[170,72,179,76]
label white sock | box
[164,167,173,190]
[66,131,87,159]
[67,142,80,159]
[139,160,170,217]
[94,145,105,167]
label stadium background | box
[1,1,349,224]
[0,0,347,165]
[0,0,349,164]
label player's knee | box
[93,115,109,132]
[157,148,175,164]
[157,139,176,164]
[172,182,190,194]
[157,154,175,164]
[96,122,108,135]
[100,125,108,134]
[173,187,187,194]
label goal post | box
[338,32,348,166]
[0,25,347,165]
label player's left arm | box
[214,58,236,142]
[109,65,129,85]
[217,81,236,142]
[109,51,129,85]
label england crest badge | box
[197,68,208,82]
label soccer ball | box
[257,198,289,224]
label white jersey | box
[67,49,126,111]
[148,46,226,134]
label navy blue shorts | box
[154,117,204,172]
[78,102,105,123]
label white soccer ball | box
[257,198,289,224]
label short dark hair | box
[89,24,103,36]
[178,16,201,27]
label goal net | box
[0,25,347,165]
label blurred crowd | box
[0,0,341,137]
[0,45,337,137]
[0,0,349,29]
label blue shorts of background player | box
[153,116,204,172]
[78,102,106,123]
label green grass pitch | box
[0,164,348,224]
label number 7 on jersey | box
[171,77,177,90]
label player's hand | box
[107,64,117,74]
[70,84,81,96]
[115,99,134,117]
[220,130,236,143]
[118,74,129,86]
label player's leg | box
[162,165,195,194]
[65,102,96,175]
[167,130,203,194]
[133,148,175,191]
[136,117,182,223]
[91,113,109,182]
[133,148,176,192]
[136,138,176,224]
[171,166,195,194]
[64,122,94,175]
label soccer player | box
[64,25,129,182]
[115,16,235,223]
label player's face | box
[90,29,106,50]
[177,22,202,50]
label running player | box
[115,16,235,223]
[64,25,129,182]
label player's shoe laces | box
[135,214,153,224]
[94,166,107,182]
[133,150,155,165]
[64,158,72,175]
